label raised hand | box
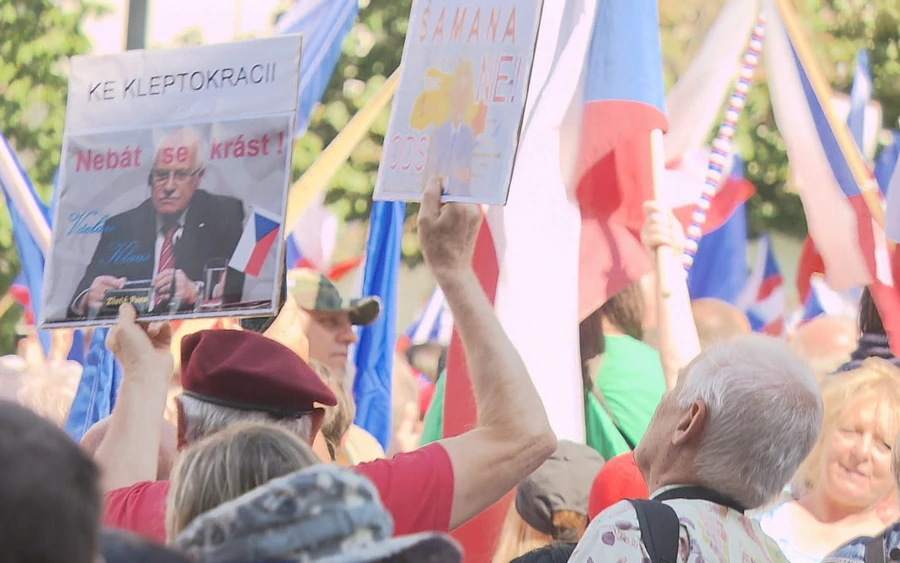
[417,176,482,281]
[106,303,174,379]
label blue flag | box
[352,200,404,449]
[0,131,53,354]
[875,131,900,196]
[64,327,123,442]
[847,50,871,153]
[277,0,359,136]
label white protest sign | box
[40,36,302,328]
[373,1,544,205]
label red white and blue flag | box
[737,234,785,336]
[397,286,454,351]
[229,208,282,277]
[284,195,362,281]
[666,149,755,304]
[574,0,669,319]
[764,0,900,354]
[799,274,861,323]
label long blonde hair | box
[165,422,320,541]
[794,358,900,495]
[491,502,553,563]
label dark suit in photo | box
[69,189,245,319]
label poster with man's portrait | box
[39,36,302,328]
[373,0,544,205]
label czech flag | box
[800,274,861,323]
[764,0,900,354]
[229,208,282,277]
[737,234,785,336]
[397,286,454,352]
[574,0,669,319]
[665,149,755,305]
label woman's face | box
[819,402,895,510]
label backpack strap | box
[865,531,886,563]
[628,499,680,563]
[589,382,637,450]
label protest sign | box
[39,36,302,328]
[373,1,544,205]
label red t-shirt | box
[103,443,455,543]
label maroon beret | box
[180,330,337,417]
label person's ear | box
[671,401,708,447]
[309,408,325,443]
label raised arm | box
[641,200,701,390]
[417,178,557,529]
[94,304,173,492]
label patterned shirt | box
[570,487,790,562]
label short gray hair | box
[177,394,313,445]
[676,334,823,509]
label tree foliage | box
[0,0,102,350]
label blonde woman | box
[166,422,319,541]
[492,441,603,562]
[756,358,900,562]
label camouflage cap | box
[286,268,381,326]
[174,464,461,563]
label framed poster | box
[40,36,302,328]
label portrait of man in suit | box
[422,59,478,197]
[69,127,246,319]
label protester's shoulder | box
[353,443,451,481]
[602,335,664,378]
[343,424,385,464]
[823,521,900,563]
[106,480,170,502]
[604,335,660,360]
[573,501,643,558]
[821,534,870,563]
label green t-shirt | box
[419,371,445,446]
[584,334,665,460]
[420,335,665,455]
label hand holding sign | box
[106,303,173,379]
[418,176,482,279]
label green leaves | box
[0,0,99,349]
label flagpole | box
[683,14,766,270]
[284,69,400,231]
[771,0,883,225]
[650,128,672,298]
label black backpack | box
[626,487,746,563]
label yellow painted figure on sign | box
[413,59,487,197]
[410,59,487,135]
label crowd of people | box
[3,181,900,562]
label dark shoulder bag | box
[627,486,746,563]
[865,529,900,563]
